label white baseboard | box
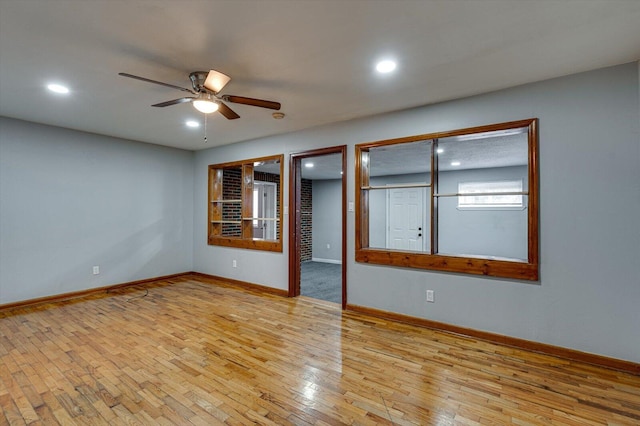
[311,257,342,265]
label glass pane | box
[368,187,431,252]
[368,140,431,185]
[253,189,259,226]
[437,195,528,260]
[436,127,528,175]
[458,180,524,208]
[366,139,431,252]
[252,182,278,240]
[254,159,280,241]
[435,127,528,259]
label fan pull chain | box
[204,113,208,143]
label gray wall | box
[194,142,289,288]
[312,179,342,262]
[0,118,194,304]
[193,62,640,363]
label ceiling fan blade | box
[222,95,281,110]
[118,72,195,94]
[218,102,240,120]
[152,97,195,107]
[203,69,231,93]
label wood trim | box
[208,167,221,239]
[207,236,284,252]
[207,154,285,170]
[346,303,640,376]
[191,272,289,297]
[0,272,191,313]
[431,139,438,254]
[356,249,538,281]
[355,149,369,251]
[241,163,254,239]
[357,118,539,149]
[528,118,540,266]
[340,146,347,309]
[288,154,301,297]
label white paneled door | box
[387,186,427,252]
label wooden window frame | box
[355,119,539,281]
[208,154,284,252]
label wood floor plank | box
[1,275,639,425]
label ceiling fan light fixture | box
[192,95,219,114]
[118,70,278,120]
[203,69,231,93]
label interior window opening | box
[355,119,538,280]
[208,155,283,252]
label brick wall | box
[300,178,312,261]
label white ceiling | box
[1,1,639,151]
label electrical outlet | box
[326,243,331,249]
[232,260,237,268]
[92,266,100,275]
[426,290,435,303]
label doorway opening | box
[289,146,347,308]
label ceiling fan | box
[118,69,281,119]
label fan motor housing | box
[189,71,209,92]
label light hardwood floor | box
[1,275,639,425]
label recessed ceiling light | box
[185,120,200,128]
[47,83,69,94]
[376,60,397,74]
[305,163,314,168]
[451,161,461,166]
[437,148,444,154]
